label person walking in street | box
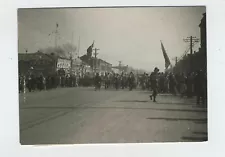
[149,67,159,102]
[94,73,101,91]
[179,73,187,97]
[194,70,206,105]
[128,72,135,91]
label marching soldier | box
[149,67,159,102]
[128,72,135,91]
[94,73,102,91]
[194,70,206,105]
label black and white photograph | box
[18,6,207,145]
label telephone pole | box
[183,36,199,72]
[93,48,100,74]
[183,36,199,55]
[172,57,178,66]
[55,23,59,48]
[78,36,80,57]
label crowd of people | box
[19,67,207,105]
[139,67,207,105]
[19,73,79,93]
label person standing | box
[194,70,206,105]
[179,73,187,97]
[149,67,159,102]
[128,72,134,91]
[94,73,101,91]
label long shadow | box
[156,102,195,105]
[181,136,208,142]
[146,117,207,123]
[115,100,196,106]
[193,131,208,135]
[194,120,207,124]
[20,106,207,113]
[20,109,74,132]
[115,100,149,103]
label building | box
[80,54,112,74]
[96,58,112,74]
[18,51,57,76]
[172,12,207,74]
[199,13,206,52]
[18,51,73,76]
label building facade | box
[96,58,112,74]
[18,51,73,76]
[18,52,56,76]
[172,12,207,74]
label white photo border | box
[1,0,225,157]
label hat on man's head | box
[154,67,159,72]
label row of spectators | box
[19,73,80,93]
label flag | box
[160,41,171,69]
[87,41,94,57]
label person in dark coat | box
[94,73,102,91]
[149,67,159,102]
[128,72,135,91]
[194,70,206,105]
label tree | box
[39,43,77,59]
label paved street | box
[19,87,207,145]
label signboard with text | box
[57,58,71,70]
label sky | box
[18,7,206,71]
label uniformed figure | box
[94,73,102,91]
[104,72,110,89]
[114,73,120,90]
[194,70,206,105]
[27,74,32,92]
[159,72,165,93]
[149,67,159,102]
[128,72,135,91]
[121,72,126,89]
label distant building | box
[199,13,206,52]
[112,65,129,73]
[79,54,112,74]
[18,51,72,76]
[172,12,207,74]
[18,51,56,76]
[96,58,112,74]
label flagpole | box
[78,36,80,57]
[160,40,179,95]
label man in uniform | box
[194,70,206,105]
[149,67,159,102]
[94,73,101,91]
[128,72,135,91]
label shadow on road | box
[115,100,149,103]
[146,117,207,123]
[115,100,196,106]
[181,131,208,142]
[181,136,208,142]
[21,106,207,113]
[193,131,208,135]
[156,102,195,105]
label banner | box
[160,41,171,69]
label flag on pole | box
[160,40,171,69]
[87,40,95,57]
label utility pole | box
[183,36,199,54]
[78,36,80,57]
[172,57,178,66]
[93,48,100,74]
[55,23,59,48]
[183,36,199,72]
[175,57,178,65]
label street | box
[19,87,207,145]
